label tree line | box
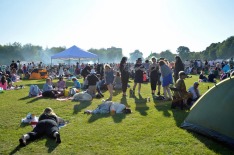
[0,36,233,65]
[133,36,234,62]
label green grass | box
[0,75,233,155]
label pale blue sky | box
[0,0,234,57]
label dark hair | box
[1,75,6,85]
[120,57,127,65]
[123,108,132,114]
[159,60,165,66]
[116,71,120,76]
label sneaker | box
[19,137,26,146]
[55,133,61,143]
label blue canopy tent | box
[51,45,98,64]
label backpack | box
[29,85,41,97]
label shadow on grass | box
[20,122,30,128]
[45,138,60,153]
[153,98,172,117]
[26,96,44,104]
[87,113,126,123]
[73,101,92,114]
[19,96,30,100]
[120,96,130,108]
[187,131,234,153]
[171,108,189,127]
[153,96,189,125]
[113,89,121,96]
[9,137,59,155]
[133,94,149,116]
[111,114,126,123]
[88,114,110,123]
[9,145,22,155]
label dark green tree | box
[176,46,190,60]
[159,50,175,62]
[129,50,143,63]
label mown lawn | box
[0,75,233,155]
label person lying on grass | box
[19,107,65,146]
[84,100,131,114]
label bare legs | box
[106,84,113,101]
[133,83,141,94]
[163,85,172,100]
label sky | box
[0,0,234,57]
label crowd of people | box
[1,57,234,146]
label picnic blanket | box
[21,113,68,129]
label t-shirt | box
[87,74,99,86]
[188,86,200,100]
[0,82,7,90]
[110,103,126,113]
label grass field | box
[0,75,233,155]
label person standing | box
[159,60,173,100]
[174,56,184,83]
[119,57,129,96]
[149,57,161,95]
[86,69,100,97]
[58,64,64,77]
[104,64,115,101]
[132,58,145,94]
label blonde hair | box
[104,64,111,70]
[43,107,56,116]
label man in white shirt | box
[188,82,200,101]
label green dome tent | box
[181,77,234,147]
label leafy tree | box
[176,46,190,60]
[145,52,160,61]
[129,50,143,63]
[159,50,175,62]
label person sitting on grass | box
[175,71,192,106]
[72,77,81,90]
[23,71,30,80]
[208,70,216,83]
[42,78,62,98]
[19,107,64,146]
[0,75,8,90]
[199,70,208,82]
[6,74,13,88]
[187,82,201,106]
[57,76,66,91]
[84,100,131,114]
